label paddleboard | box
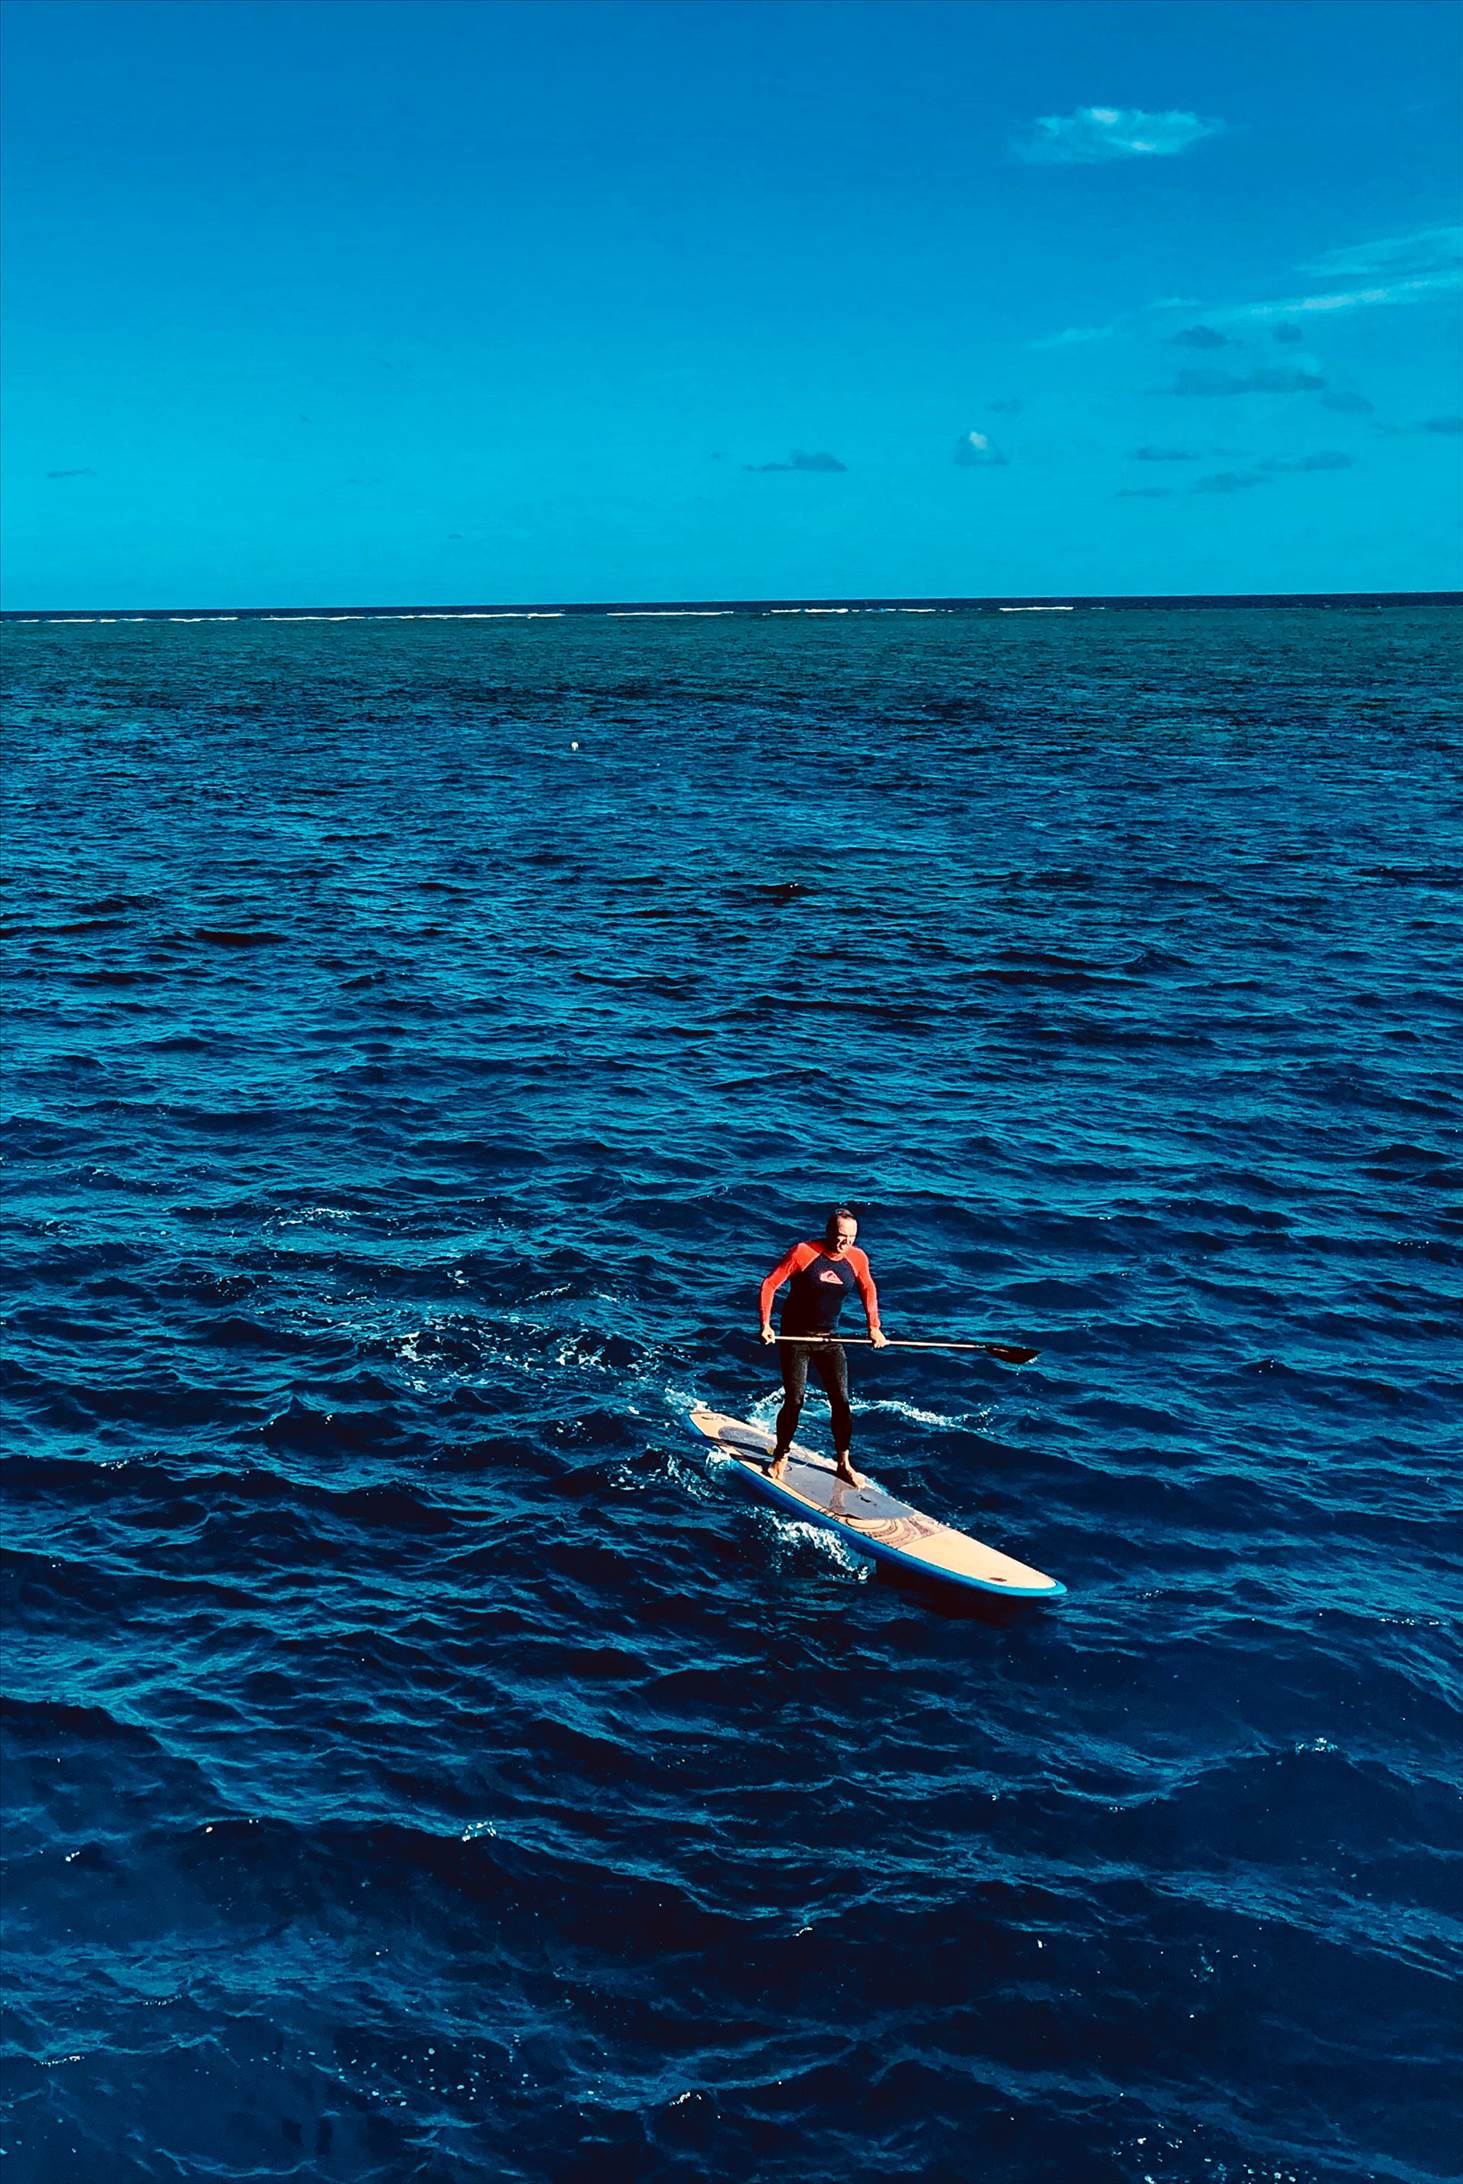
[687,1405,1065,1600]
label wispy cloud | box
[1302,226,1463,282]
[1030,297,1210,352]
[1225,232,1463,326]
[1170,324,1234,349]
[1168,366,1326,397]
[1031,322,1119,350]
[953,430,1009,468]
[1233,272,1463,322]
[743,449,847,473]
[1374,412,1463,438]
[1198,453,1355,492]
[1032,225,1463,351]
[46,467,95,480]
[987,397,1023,415]
[1127,453,1357,500]
[1262,450,1355,472]
[1317,389,1374,415]
[1014,106,1225,165]
[1132,446,1198,461]
[1192,469,1268,494]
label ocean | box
[2,599,1459,2183]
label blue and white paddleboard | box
[688,1405,1064,1600]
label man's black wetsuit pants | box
[774,1340,853,1454]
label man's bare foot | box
[768,1453,789,1484]
[834,1459,864,1490]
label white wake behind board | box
[687,1405,1064,1600]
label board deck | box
[687,1405,1064,1600]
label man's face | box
[831,1218,858,1255]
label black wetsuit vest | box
[782,1250,860,1336]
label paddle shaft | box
[770,1334,1039,1364]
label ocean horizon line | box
[3,586,1460,624]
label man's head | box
[825,1205,859,1253]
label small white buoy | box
[570,739,580,750]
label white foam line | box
[862,1397,983,1430]
[764,1513,871,1578]
[608,609,733,618]
[1000,605,1074,613]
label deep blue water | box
[2,603,1460,2184]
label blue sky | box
[2,0,1460,605]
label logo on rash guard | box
[819,1268,845,1284]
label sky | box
[2,0,1461,606]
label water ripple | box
[2,605,1459,2184]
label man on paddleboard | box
[759,1207,887,1488]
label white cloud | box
[1031,323,1120,350]
[1230,272,1463,323]
[1029,296,1209,351]
[1221,227,1463,324]
[953,430,1009,468]
[1015,106,1225,164]
[1301,226,1463,281]
[1030,224,1463,349]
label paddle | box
[770,1334,1039,1365]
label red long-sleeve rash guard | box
[760,1241,881,1338]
